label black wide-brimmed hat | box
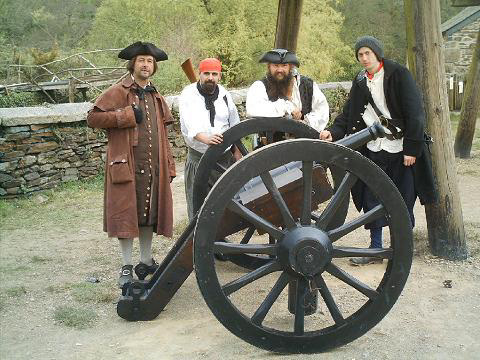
[118,41,168,61]
[259,49,299,67]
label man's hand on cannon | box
[291,107,303,121]
[319,130,333,142]
[194,132,224,145]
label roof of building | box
[441,6,480,36]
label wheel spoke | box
[313,274,345,325]
[240,226,256,244]
[294,278,307,335]
[327,204,386,242]
[214,162,228,173]
[251,271,290,325]
[222,261,281,296]
[259,171,296,229]
[234,140,249,156]
[316,172,358,230]
[332,247,393,259]
[326,263,379,300]
[213,242,277,255]
[300,161,313,225]
[227,199,284,239]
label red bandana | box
[199,58,222,73]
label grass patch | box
[5,285,27,297]
[0,175,104,230]
[70,282,116,304]
[46,283,73,294]
[0,263,30,274]
[53,305,97,329]
[31,255,51,264]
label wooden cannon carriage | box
[116,117,413,354]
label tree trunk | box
[404,0,467,259]
[274,0,303,51]
[454,29,480,158]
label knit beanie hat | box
[354,36,384,61]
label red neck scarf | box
[366,60,384,80]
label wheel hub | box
[279,226,332,276]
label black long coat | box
[328,59,437,209]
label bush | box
[323,87,349,125]
[0,92,41,108]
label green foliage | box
[200,0,277,87]
[323,86,349,124]
[53,305,97,329]
[0,92,40,108]
[30,42,59,65]
[298,0,357,82]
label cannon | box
[116,117,413,354]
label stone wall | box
[444,18,480,79]
[0,90,249,198]
[0,84,350,199]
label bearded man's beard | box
[265,71,293,101]
[200,81,216,94]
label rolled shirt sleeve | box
[304,82,329,132]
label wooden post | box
[68,79,76,103]
[274,0,303,51]
[404,0,467,259]
[454,29,480,158]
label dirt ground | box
[1,151,480,360]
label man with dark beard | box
[246,48,329,133]
[179,58,241,220]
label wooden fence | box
[447,74,466,111]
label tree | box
[454,29,480,158]
[404,0,467,259]
[297,0,356,82]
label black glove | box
[132,104,143,124]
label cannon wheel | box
[192,117,346,270]
[194,139,413,353]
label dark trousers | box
[363,149,416,232]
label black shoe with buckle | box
[134,259,159,280]
[349,257,383,266]
[118,265,133,288]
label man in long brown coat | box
[87,42,176,287]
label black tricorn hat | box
[118,41,168,61]
[259,49,299,67]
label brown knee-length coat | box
[87,77,176,238]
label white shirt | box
[179,83,240,153]
[363,67,403,153]
[245,75,329,132]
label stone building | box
[442,6,480,78]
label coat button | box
[144,213,147,216]
[141,170,145,174]
[352,127,356,131]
